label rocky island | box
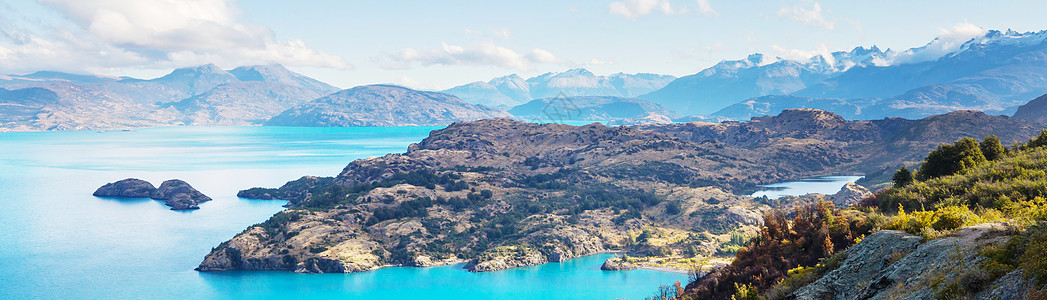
[93,178,211,210]
[198,109,1043,274]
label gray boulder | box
[829,182,873,208]
[93,178,157,197]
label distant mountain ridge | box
[266,85,511,127]
[0,64,344,131]
[442,69,676,109]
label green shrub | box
[917,137,986,181]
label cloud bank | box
[0,0,350,74]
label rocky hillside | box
[1013,93,1047,124]
[265,85,511,127]
[674,132,1047,300]
[199,109,1044,274]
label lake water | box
[749,176,864,199]
[0,126,687,300]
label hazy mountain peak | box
[228,64,339,93]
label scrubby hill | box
[200,109,1044,276]
[673,132,1047,300]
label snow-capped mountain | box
[441,69,675,109]
[645,29,1047,120]
[640,47,889,116]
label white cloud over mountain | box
[889,22,989,65]
[0,0,349,73]
[379,42,563,71]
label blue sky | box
[2,0,1046,90]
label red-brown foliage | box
[680,201,875,300]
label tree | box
[917,137,986,180]
[893,166,914,187]
[1026,129,1047,149]
[980,135,1007,161]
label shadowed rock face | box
[165,193,200,210]
[1013,93,1047,124]
[93,178,156,197]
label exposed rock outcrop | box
[93,178,156,197]
[601,257,638,271]
[791,223,1022,300]
[466,246,547,272]
[150,179,211,210]
[829,182,872,208]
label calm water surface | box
[750,176,864,199]
[0,126,687,299]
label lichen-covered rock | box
[601,257,637,271]
[790,230,921,300]
[829,182,872,208]
[93,178,156,197]
[792,223,1020,300]
[725,206,764,226]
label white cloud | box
[379,42,563,71]
[777,2,835,30]
[888,22,988,65]
[0,0,350,74]
[696,0,719,17]
[771,43,835,66]
[587,58,616,66]
[609,0,690,20]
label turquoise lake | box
[0,126,690,299]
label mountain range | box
[655,29,1047,120]
[0,64,514,131]
[5,28,1047,131]
[441,69,676,109]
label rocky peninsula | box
[199,109,1043,273]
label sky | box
[2,0,1047,90]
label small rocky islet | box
[93,178,212,210]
